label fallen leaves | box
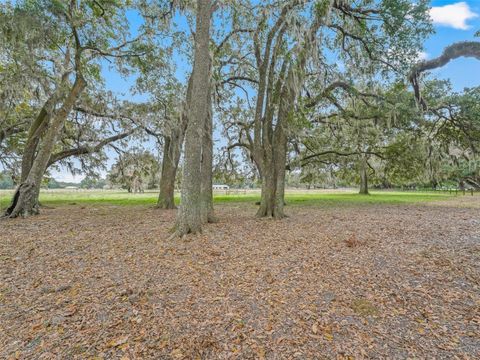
[0,198,479,358]
[351,299,379,317]
[63,305,77,317]
[107,335,129,348]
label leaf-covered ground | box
[1,196,479,359]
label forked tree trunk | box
[250,0,330,219]
[174,0,212,236]
[4,76,86,218]
[256,130,288,219]
[359,157,369,195]
[255,66,292,219]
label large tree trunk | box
[273,128,287,218]
[4,75,86,218]
[257,166,276,217]
[359,156,369,195]
[256,133,287,219]
[174,0,212,236]
[13,100,57,213]
[200,74,215,223]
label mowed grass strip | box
[0,189,454,210]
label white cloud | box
[418,51,428,60]
[430,2,478,30]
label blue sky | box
[425,1,480,90]
[52,0,480,182]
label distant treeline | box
[0,172,107,190]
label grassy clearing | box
[0,189,454,210]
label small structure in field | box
[213,184,229,190]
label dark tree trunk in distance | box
[157,78,191,209]
[157,122,186,209]
[157,137,178,209]
[359,157,369,195]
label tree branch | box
[48,129,135,167]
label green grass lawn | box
[0,189,454,210]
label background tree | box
[1,0,171,218]
[108,149,159,193]
[221,0,431,218]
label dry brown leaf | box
[107,335,129,348]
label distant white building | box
[213,184,229,190]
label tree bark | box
[157,137,178,209]
[256,110,288,219]
[20,101,53,182]
[4,75,86,218]
[157,137,181,209]
[200,72,215,223]
[174,0,212,236]
[257,167,277,217]
[157,81,191,209]
[273,126,287,218]
[359,156,369,195]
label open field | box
[1,193,479,358]
[0,188,460,209]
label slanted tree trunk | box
[359,156,369,195]
[4,75,86,218]
[19,66,76,185]
[174,0,212,236]
[20,107,49,182]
